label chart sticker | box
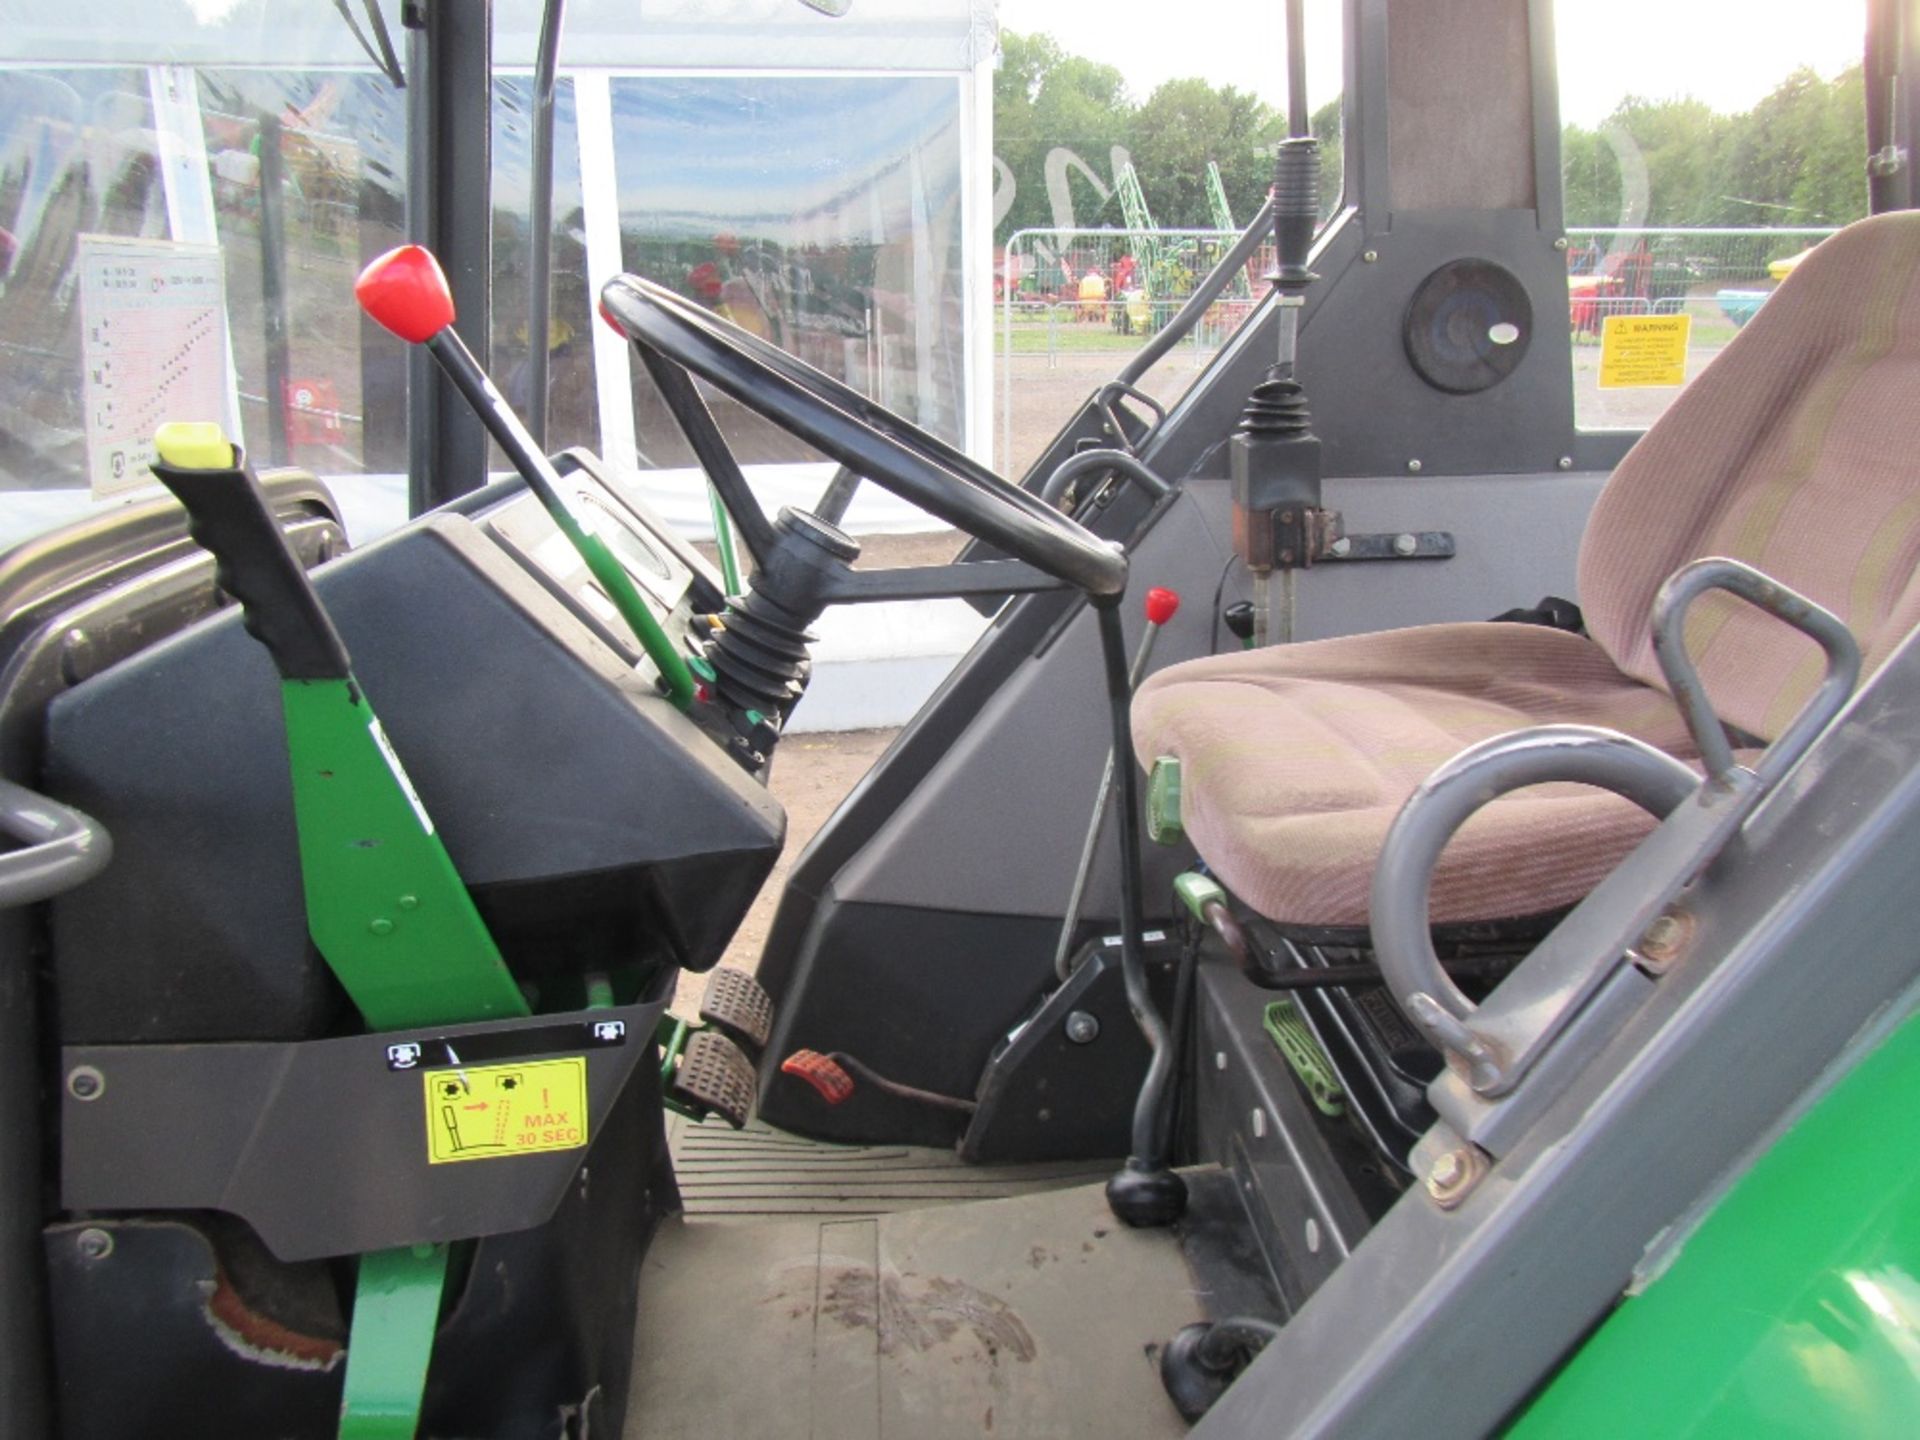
[77,235,233,498]
[423,1056,588,1164]
[1598,314,1691,388]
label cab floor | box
[665,1114,1119,1220]
[622,1178,1206,1439]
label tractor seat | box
[1134,210,1920,930]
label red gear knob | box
[1144,586,1181,627]
[356,245,456,344]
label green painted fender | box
[1508,1005,1920,1438]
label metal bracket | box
[1318,524,1454,563]
[1092,380,1169,457]
[1267,508,1455,570]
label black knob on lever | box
[148,422,350,682]
[1270,136,1320,289]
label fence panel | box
[998,227,1266,481]
[1564,227,1836,429]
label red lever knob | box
[781,1049,855,1105]
[1144,586,1181,627]
[356,245,456,344]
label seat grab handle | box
[1371,559,1859,1114]
[1652,556,1860,786]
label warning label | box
[423,1057,588,1164]
[1598,314,1692,388]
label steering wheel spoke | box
[632,340,780,568]
[600,274,1128,599]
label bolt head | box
[1554,236,1570,250]
[67,1066,104,1101]
[1406,458,1423,474]
[1362,249,1379,263]
[1640,911,1691,964]
[1330,536,1351,556]
[1430,1150,1465,1189]
[1558,455,1574,471]
[1064,1010,1100,1045]
[76,1228,113,1261]
[1393,533,1419,557]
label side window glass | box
[1557,4,1867,430]
[0,71,167,515]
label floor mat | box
[667,1116,1119,1220]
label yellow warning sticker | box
[1598,314,1691,388]
[423,1057,588,1164]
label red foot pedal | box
[698,966,774,1055]
[671,1030,757,1128]
[781,1050,854,1105]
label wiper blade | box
[333,0,406,88]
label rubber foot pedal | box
[698,966,774,1055]
[780,1049,854,1105]
[671,1030,757,1128]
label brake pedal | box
[698,966,774,1055]
[671,1030,757,1128]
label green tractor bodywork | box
[1512,1007,1920,1438]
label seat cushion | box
[1131,622,1704,928]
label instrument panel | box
[473,448,724,679]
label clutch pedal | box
[669,1029,757,1129]
[698,966,774,1055]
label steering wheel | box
[598,274,1127,599]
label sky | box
[994,0,1866,127]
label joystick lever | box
[356,245,699,710]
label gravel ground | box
[672,724,901,1013]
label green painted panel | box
[1508,1007,1920,1437]
[338,1246,452,1440]
[281,678,528,1031]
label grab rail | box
[1371,559,1859,1152]
[0,779,111,910]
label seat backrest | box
[1578,212,1920,742]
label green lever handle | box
[150,422,351,682]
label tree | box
[994,31,1132,238]
[1127,78,1283,228]
[1720,66,1866,225]
[1311,96,1343,221]
[1560,65,1867,231]
[1560,124,1622,228]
